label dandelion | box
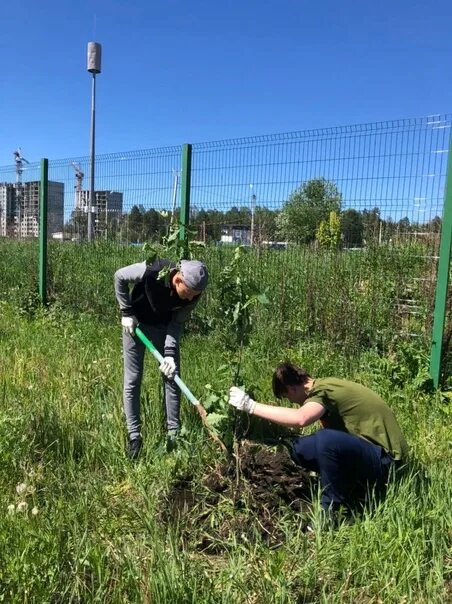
[16,483,27,495]
[17,501,28,513]
[31,507,39,516]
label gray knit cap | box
[179,260,209,291]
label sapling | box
[142,221,206,283]
[202,246,268,449]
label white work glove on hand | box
[159,356,176,380]
[121,315,138,335]
[228,387,257,414]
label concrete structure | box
[0,183,16,237]
[76,190,123,236]
[0,181,64,238]
[220,225,251,245]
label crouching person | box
[229,362,408,523]
[114,257,208,459]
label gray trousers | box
[122,324,180,439]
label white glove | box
[121,315,138,335]
[159,356,176,379]
[229,387,257,414]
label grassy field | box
[0,294,451,602]
[0,239,437,363]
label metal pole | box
[179,144,192,244]
[87,41,102,242]
[430,131,452,388]
[88,73,96,242]
[38,158,48,305]
[250,193,256,246]
[171,170,180,224]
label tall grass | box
[0,238,434,366]
[0,299,450,602]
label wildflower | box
[16,483,27,495]
[17,501,28,513]
[7,504,15,515]
[31,507,39,516]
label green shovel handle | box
[135,325,200,407]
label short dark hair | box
[272,362,311,398]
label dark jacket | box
[114,258,200,356]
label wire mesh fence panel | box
[0,116,450,365]
[190,115,451,358]
[47,147,182,242]
[42,148,181,317]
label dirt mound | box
[161,441,316,551]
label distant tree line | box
[65,178,443,247]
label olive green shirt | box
[306,378,408,461]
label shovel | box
[135,325,227,453]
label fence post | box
[430,132,452,387]
[39,158,48,305]
[179,144,192,243]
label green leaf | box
[241,298,256,310]
[166,229,180,243]
[142,242,158,264]
[206,412,228,430]
[202,393,222,411]
[157,266,172,284]
[257,293,269,305]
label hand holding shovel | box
[135,325,226,452]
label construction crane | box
[13,148,30,238]
[72,162,84,192]
[13,148,29,184]
[71,162,84,209]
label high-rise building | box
[75,190,123,236]
[0,183,16,237]
[0,181,64,238]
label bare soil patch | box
[161,441,316,551]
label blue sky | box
[1,0,451,167]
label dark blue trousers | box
[292,429,395,512]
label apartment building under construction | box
[75,190,123,235]
[0,181,64,238]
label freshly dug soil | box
[161,441,316,551]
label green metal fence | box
[0,115,450,384]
